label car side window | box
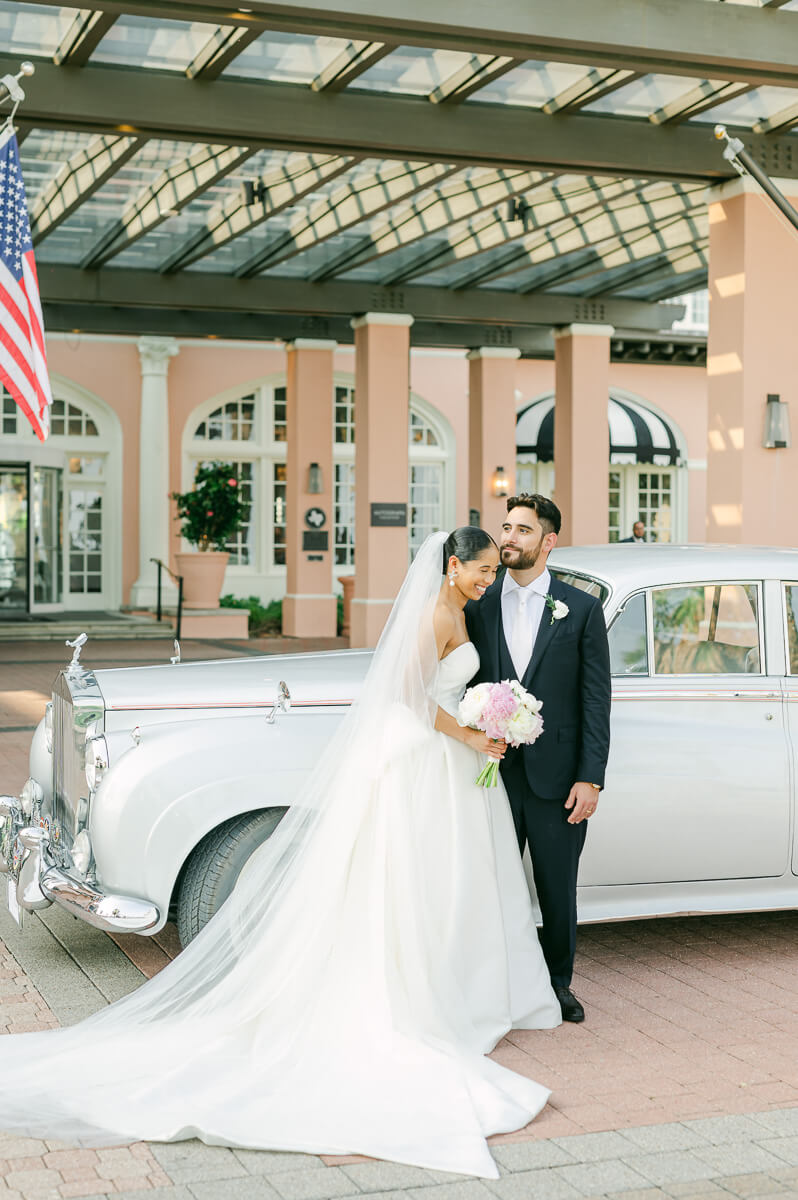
[652,583,761,675]
[608,592,648,675]
[785,584,798,673]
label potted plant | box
[171,462,248,609]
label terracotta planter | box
[175,551,230,610]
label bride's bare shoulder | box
[432,600,458,657]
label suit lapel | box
[479,570,505,682]
[523,576,567,688]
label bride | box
[0,528,560,1179]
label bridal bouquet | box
[458,680,544,788]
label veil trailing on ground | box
[0,533,459,1138]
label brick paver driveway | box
[2,637,798,1200]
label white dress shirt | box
[501,567,551,680]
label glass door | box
[0,464,29,611]
[31,466,62,608]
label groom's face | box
[500,506,553,571]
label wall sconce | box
[492,466,509,498]
[307,462,324,493]
[763,393,791,449]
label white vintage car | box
[3,544,798,947]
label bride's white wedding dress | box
[0,535,559,1179]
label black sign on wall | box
[370,503,408,527]
[302,531,329,552]
[469,508,481,527]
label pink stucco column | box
[467,348,520,537]
[349,313,413,648]
[130,336,179,608]
[553,324,613,546]
[706,177,798,543]
[282,339,337,638]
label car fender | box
[89,709,344,924]
[28,717,52,807]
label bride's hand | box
[466,730,507,759]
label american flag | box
[0,125,52,441]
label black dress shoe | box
[555,986,585,1023]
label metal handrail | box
[149,558,183,642]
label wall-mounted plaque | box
[302,531,329,552]
[305,507,326,529]
[370,503,407,527]
[469,508,481,526]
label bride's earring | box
[449,571,456,587]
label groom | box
[465,494,611,1022]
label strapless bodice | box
[434,642,480,717]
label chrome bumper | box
[0,793,160,934]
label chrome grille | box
[52,672,104,844]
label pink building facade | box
[0,324,708,635]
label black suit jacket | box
[465,569,611,799]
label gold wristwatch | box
[588,782,601,791]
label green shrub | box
[220,594,282,636]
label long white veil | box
[0,532,458,1146]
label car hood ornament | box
[65,632,88,678]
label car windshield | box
[549,569,609,605]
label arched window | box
[186,384,288,589]
[186,380,454,600]
[331,385,453,567]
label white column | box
[130,336,179,609]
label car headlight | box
[85,735,109,794]
[44,702,53,753]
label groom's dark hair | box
[506,493,561,536]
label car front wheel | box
[176,808,287,947]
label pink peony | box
[228,478,237,486]
[206,510,214,516]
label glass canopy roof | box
[4,0,797,346]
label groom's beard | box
[501,539,543,571]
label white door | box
[581,581,790,886]
[65,455,108,610]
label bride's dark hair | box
[442,526,498,572]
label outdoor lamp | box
[307,462,324,493]
[492,466,509,498]
[763,393,791,449]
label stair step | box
[0,619,176,640]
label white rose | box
[552,600,569,621]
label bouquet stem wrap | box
[458,680,544,788]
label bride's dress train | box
[0,537,559,1179]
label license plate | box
[6,877,21,927]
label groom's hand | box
[565,781,599,824]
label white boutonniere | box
[545,595,569,626]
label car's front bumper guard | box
[0,796,160,934]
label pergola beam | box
[309,168,553,281]
[587,241,708,298]
[386,177,646,287]
[19,0,798,88]
[38,263,682,331]
[543,68,639,115]
[12,55,798,182]
[30,133,143,244]
[186,25,262,79]
[429,54,520,104]
[234,160,459,276]
[53,9,117,66]
[311,40,393,90]
[81,143,256,269]
[649,80,752,126]
[454,183,704,288]
[159,152,357,272]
